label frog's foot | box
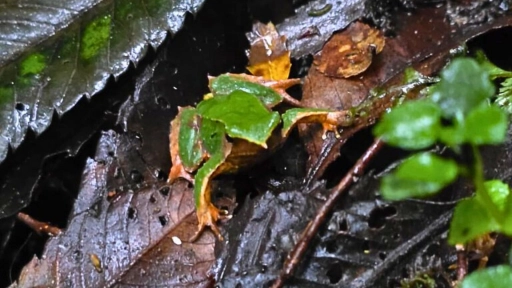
[321,122,340,139]
[190,203,232,241]
[168,162,194,184]
[321,111,354,139]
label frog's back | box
[216,129,283,176]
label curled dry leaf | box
[246,22,291,80]
[314,21,385,78]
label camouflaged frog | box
[168,73,353,240]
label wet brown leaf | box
[297,5,512,177]
[246,22,291,80]
[314,22,385,78]
[12,131,215,287]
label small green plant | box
[373,56,512,286]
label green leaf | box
[177,107,204,170]
[461,265,512,288]
[373,100,441,149]
[380,153,458,200]
[430,58,495,119]
[485,180,510,212]
[449,198,500,244]
[210,74,283,107]
[464,104,507,145]
[438,124,465,146]
[0,0,205,164]
[197,91,280,147]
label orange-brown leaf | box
[314,21,385,78]
[246,22,291,80]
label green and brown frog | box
[168,73,352,240]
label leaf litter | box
[8,0,512,287]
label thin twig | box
[455,244,467,282]
[17,212,62,237]
[272,138,384,288]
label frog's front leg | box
[168,106,204,184]
[191,143,233,241]
[281,108,354,139]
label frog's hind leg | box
[190,181,232,241]
[191,143,233,241]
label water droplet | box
[172,236,182,245]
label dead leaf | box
[314,21,385,78]
[246,22,291,80]
[297,5,512,178]
[12,131,215,287]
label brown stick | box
[17,212,62,237]
[454,243,468,284]
[272,139,384,288]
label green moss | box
[80,15,112,60]
[19,53,46,76]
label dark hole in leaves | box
[260,264,267,273]
[339,218,348,232]
[149,195,156,203]
[127,207,137,220]
[159,186,170,197]
[158,215,168,226]
[379,252,387,260]
[15,103,27,111]
[155,169,167,181]
[362,239,371,253]
[368,205,397,229]
[326,261,343,284]
[461,227,470,236]
[129,169,144,183]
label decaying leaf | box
[296,5,512,178]
[0,0,206,165]
[314,21,385,78]
[12,131,216,287]
[246,22,291,80]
